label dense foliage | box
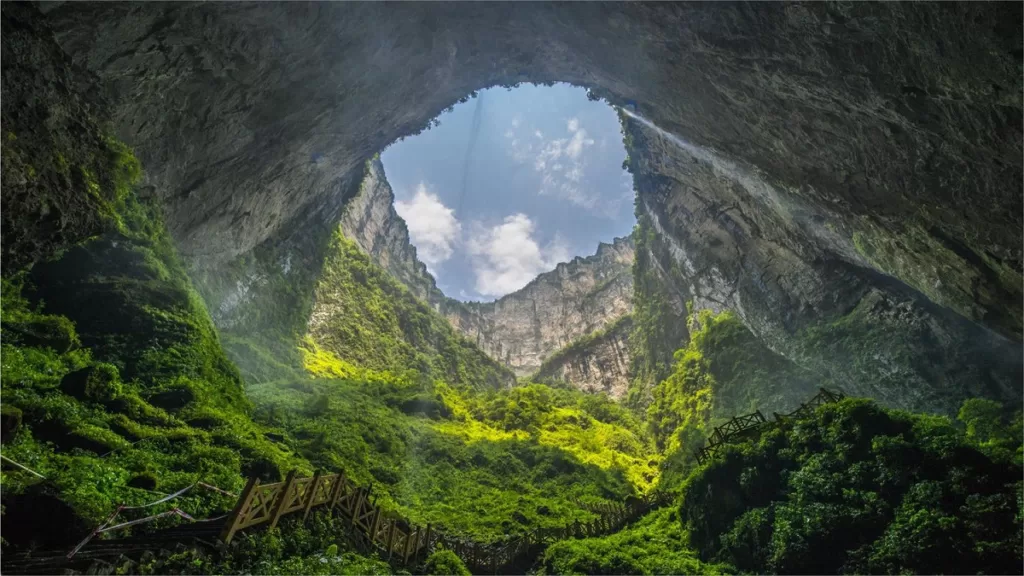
[0,142,304,549]
[307,231,513,390]
[423,549,470,576]
[249,374,659,543]
[679,397,1023,575]
[541,507,728,575]
[647,309,820,486]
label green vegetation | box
[190,221,335,385]
[679,397,1023,575]
[541,507,729,575]
[647,310,820,486]
[626,214,689,412]
[4,105,1021,576]
[307,231,513,390]
[249,376,659,542]
[424,549,470,576]
[533,315,633,383]
[0,138,305,551]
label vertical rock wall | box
[338,160,636,391]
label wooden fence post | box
[403,526,417,565]
[302,470,322,522]
[369,507,383,545]
[331,471,347,509]
[219,476,260,543]
[385,519,397,560]
[353,487,368,530]
[269,470,298,529]
[419,523,432,563]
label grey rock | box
[40,2,1021,343]
[339,159,635,393]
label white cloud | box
[505,116,598,210]
[467,214,570,297]
[394,182,461,266]
[565,126,594,159]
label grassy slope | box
[248,375,659,542]
[307,231,514,390]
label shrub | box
[424,549,470,576]
[679,397,1023,575]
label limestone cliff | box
[623,111,1023,416]
[532,316,633,399]
[443,240,634,379]
[339,159,447,306]
[337,159,636,392]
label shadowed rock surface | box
[7,2,1021,413]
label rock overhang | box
[16,2,1021,350]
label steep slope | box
[339,158,448,306]
[532,316,634,399]
[338,158,636,393]
[0,20,303,544]
[444,237,634,378]
[305,229,515,390]
[621,111,1022,417]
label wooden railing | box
[694,387,845,465]
[219,468,667,573]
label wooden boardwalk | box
[694,387,845,465]
[8,389,853,574]
[219,468,667,573]
[6,469,666,575]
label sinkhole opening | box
[380,83,636,303]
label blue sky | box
[381,83,635,302]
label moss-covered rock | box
[1,315,79,353]
[0,3,138,273]
[1,404,23,444]
[60,363,122,403]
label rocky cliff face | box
[624,112,1022,416]
[19,3,1022,414]
[43,4,1022,337]
[337,160,636,390]
[533,316,633,399]
[444,238,634,378]
[339,159,447,306]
